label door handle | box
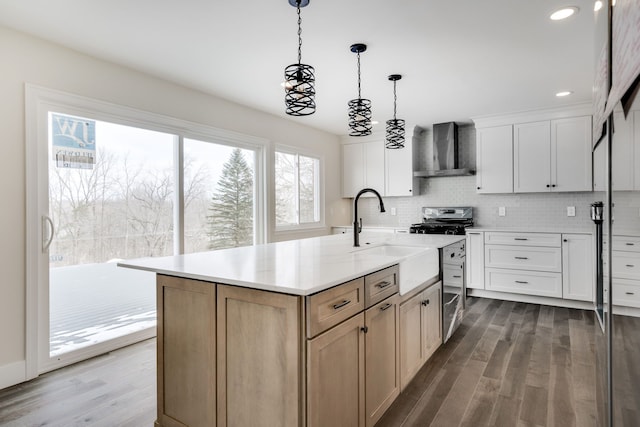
[42,215,55,253]
[380,303,393,311]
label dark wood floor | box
[0,339,156,427]
[377,297,601,427]
[0,297,605,427]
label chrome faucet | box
[353,188,386,247]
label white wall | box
[0,25,350,387]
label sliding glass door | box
[28,88,265,374]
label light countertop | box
[118,232,464,296]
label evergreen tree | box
[207,149,253,249]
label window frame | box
[274,144,325,232]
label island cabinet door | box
[157,275,217,427]
[399,292,426,391]
[217,285,302,427]
[365,294,401,427]
[307,313,366,427]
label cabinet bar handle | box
[626,292,635,295]
[380,303,393,311]
[514,257,529,260]
[626,243,635,246]
[626,265,635,268]
[468,232,481,235]
[376,281,392,289]
[421,299,430,306]
[453,275,462,278]
[361,326,368,333]
[514,238,528,241]
[332,300,351,310]
[515,280,529,284]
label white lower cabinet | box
[607,236,640,308]
[399,282,441,391]
[562,234,594,302]
[477,231,594,304]
[466,231,485,289]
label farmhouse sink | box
[353,244,440,295]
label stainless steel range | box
[409,207,474,235]
[411,207,472,342]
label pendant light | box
[348,43,372,136]
[385,74,405,149]
[284,0,316,116]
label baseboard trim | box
[0,360,26,390]
[467,289,594,310]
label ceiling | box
[0,0,596,136]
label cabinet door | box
[476,125,513,193]
[217,285,302,427]
[552,116,593,192]
[385,132,414,196]
[466,232,485,289]
[422,285,442,360]
[514,121,551,192]
[611,111,634,191]
[342,143,364,197]
[365,295,400,427]
[399,292,425,391]
[364,141,385,196]
[562,234,594,302]
[157,275,216,427]
[307,313,366,427]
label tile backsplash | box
[353,125,622,232]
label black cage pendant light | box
[284,0,315,116]
[348,43,372,136]
[385,74,405,149]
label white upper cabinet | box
[342,128,416,198]
[551,116,592,192]
[385,132,414,197]
[342,141,385,198]
[476,125,513,193]
[513,116,592,193]
[594,109,640,192]
[474,104,593,194]
[514,121,551,192]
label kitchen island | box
[119,232,464,427]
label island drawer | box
[365,265,399,308]
[306,277,365,337]
[485,232,561,247]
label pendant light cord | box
[297,1,302,64]
[393,80,397,120]
[357,51,362,99]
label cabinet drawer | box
[612,251,640,280]
[365,265,399,308]
[611,278,640,308]
[442,264,464,286]
[612,236,640,252]
[485,268,562,298]
[307,278,365,337]
[484,245,561,272]
[485,232,560,247]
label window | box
[275,150,321,228]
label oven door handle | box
[443,293,460,307]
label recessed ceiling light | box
[594,1,603,11]
[556,91,573,97]
[550,6,579,20]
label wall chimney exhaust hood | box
[414,122,475,178]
